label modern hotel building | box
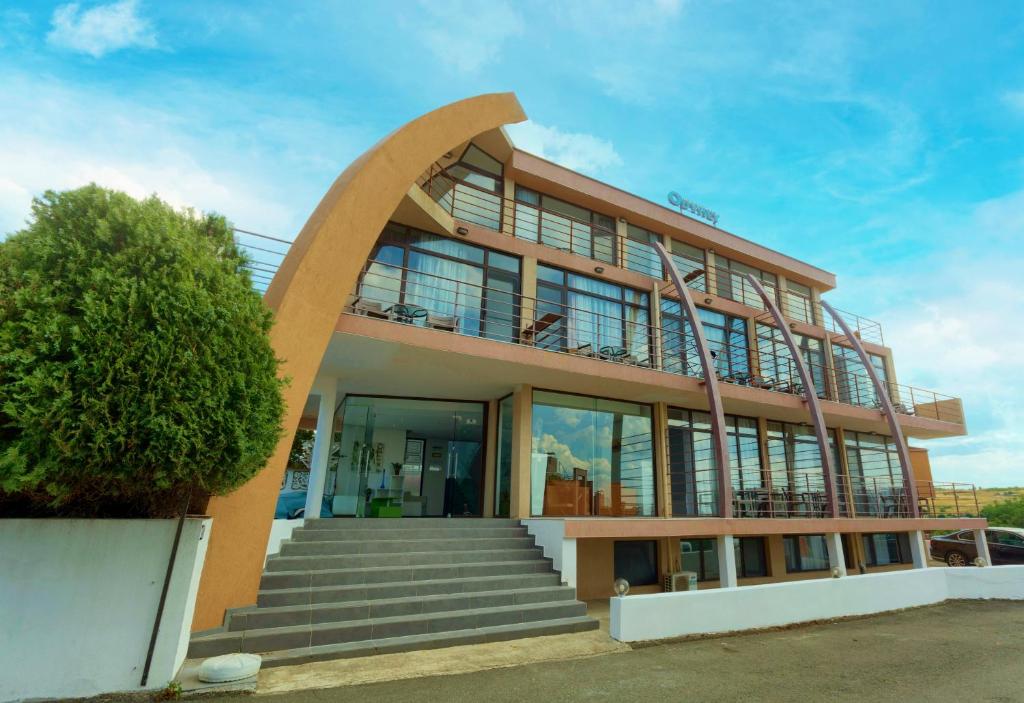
[187,93,988,664]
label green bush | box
[982,497,1024,529]
[0,185,285,517]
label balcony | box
[418,163,887,345]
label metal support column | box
[654,242,732,517]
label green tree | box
[982,497,1024,529]
[0,185,285,517]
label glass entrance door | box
[324,397,485,517]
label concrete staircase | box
[188,518,597,667]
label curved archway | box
[193,93,527,629]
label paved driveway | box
[216,600,1024,703]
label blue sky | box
[1,1,1022,486]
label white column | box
[561,537,577,589]
[826,532,847,576]
[303,379,338,520]
[909,530,929,569]
[972,528,992,566]
[717,534,737,588]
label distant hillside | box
[927,486,1022,518]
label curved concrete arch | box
[193,93,527,629]
[744,274,839,517]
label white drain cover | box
[198,653,262,683]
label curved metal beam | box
[820,300,919,517]
[654,242,732,517]
[744,275,839,517]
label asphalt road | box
[218,600,1024,703]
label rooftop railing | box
[419,163,886,344]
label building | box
[188,93,988,662]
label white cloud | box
[592,64,658,106]
[1002,90,1024,115]
[47,0,156,58]
[416,0,522,74]
[506,121,623,176]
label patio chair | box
[353,299,388,319]
[426,313,459,332]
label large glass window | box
[531,391,655,517]
[614,540,659,586]
[660,301,749,380]
[624,224,663,278]
[715,256,778,309]
[535,265,651,364]
[832,345,890,408]
[862,533,913,566]
[514,186,616,264]
[680,537,769,581]
[670,239,707,292]
[494,395,514,517]
[784,280,816,324]
[766,422,838,517]
[356,224,521,342]
[843,431,906,517]
[439,144,504,231]
[783,535,830,572]
[756,323,829,398]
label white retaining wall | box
[0,518,212,702]
[610,565,1024,642]
[265,518,304,561]
[523,519,576,588]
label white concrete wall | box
[610,565,1024,642]
[0,518,212,702]
[522,519,576,589]
[265,518,304,562]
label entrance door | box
[325,397,485,517]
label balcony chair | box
[389,303,428,324]
[426,313,459,332]
[352,299,389,319]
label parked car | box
[929,527,1024,566]
[275,489,331,519]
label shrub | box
[0,185,285,517]
[982,496,1024,529]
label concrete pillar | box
[717,534,737,588]
[826,532,847,576]
[652,402,670,517]
[561,537,578,589]
[303,378,338,520]
[909,530,929,569]
[972,529,992,566]
[519,258,538,337]
[615,218,628,270]
[510,384,534,518]
[705,250,719,296]
[650,280,663,370]
[501,176,516,235]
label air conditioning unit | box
[664,571,698,592]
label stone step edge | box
[237,585,575,621]
[261,558,553,579]
[256,615,600,668]
[257,571,563,598]
[268,548,542,563]
[191,600,587,644]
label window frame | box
[783,534,831,573]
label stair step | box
[293,526,529,541]
[189,601,589,658]
[265,548,543,572]
[302,518,523,530]
[255,616,599,668]
[280,536,537,556]
[260,559,553,590]
[231,586,576,630]
[257,572,564,607]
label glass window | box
[614,540,659,586]
[439,144,504,231]
[715,255,778,310]
[669,239,706,292]
[679,537,767,581]
[460,143,503,176]
[531,391,655,517]
[862,533,912,566]
[843,430,905,518]
[625,224,663,278]
[784,280,816,324]
[832,345,890,408]
[766,422,837,517]
[783,535,830,572]
[660,302,749,380]
[494,395,514,517]
[536,266,651,364]
[756,323,828,398]
[358,224,520,342]
[667,409,719,516]
[513,186,617,264]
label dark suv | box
[929,527,1024,566]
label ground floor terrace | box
[271,325,985,601]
